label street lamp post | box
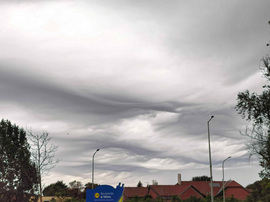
[92,149,100,189]
[222,156,231,202]
[207,116,214,202]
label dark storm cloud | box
[0,0,268,187]
[55,130,219,172]
[55,132,163,162]
[151,105,246,140]
[58,133,158,155]
[60,163,150,174]
[94,0,270,84]
[98,164,149,173]
[0,64,187,125]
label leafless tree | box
[241,124,270,178]
[241,124,268,157]
[28,131,60,202]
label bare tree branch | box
[27,130,60,202]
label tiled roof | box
[149,185,191,197]
[122,180,250,201]
[123,184,205,200]
[226,180,242,188]
[179,186,204,200]
[225,187,250,200]
[224,180,250,200]
[123,187,148,198]
[181,181,216,196]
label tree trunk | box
[39,172,42,202]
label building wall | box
[30,196,72,202]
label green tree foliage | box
[171,195,181,202]
[235,56,270,178]
[0,119,38,202]
[43,181,68,197]
[245,178,270,202]
[44,180,98,201]
[192,176,211,181]
[67,180,84,199]
[69,180,83,190]
[84,182,99,190]
[82,182,99,199]
[137,181,143,187]
[183,196,202,202]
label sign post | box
[86,183,124,202]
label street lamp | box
[207,116,214,202]
[92,149,100,189]
[222,156,231,202]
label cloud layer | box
[1,0,270,187]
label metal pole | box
[222,156,231,202]
[92,149,100,189]
[207,116,214,202]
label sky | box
[1,0,270,188]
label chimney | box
[178,173,181,185]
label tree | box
[68,180,84,199]
[245,178,270,202]
[83,182,99,199]
[183,196,202,202]
[137,181,143,187]
[69,180,83,190]
[192,176,210,181]
[84,182,99,190]
[0,119,38,201]
[235,56,270,178]
[43,181,68,197]
[28,131,59,202]
[171,195,181,202]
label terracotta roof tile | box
[122,180,250,201]
[123,187,148,198]
[150,185,190,197]
[225,187,250,200]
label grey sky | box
[1,0,269,187]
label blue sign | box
[86,183,124,202]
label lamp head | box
[97,149,100,151]
[208,116,214,122]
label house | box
[219,180,250,200]
[123,174,250,201]
[124,185,204,201]
[123,187,149,201]
[180,180,250,200]
[148,185,204,201]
